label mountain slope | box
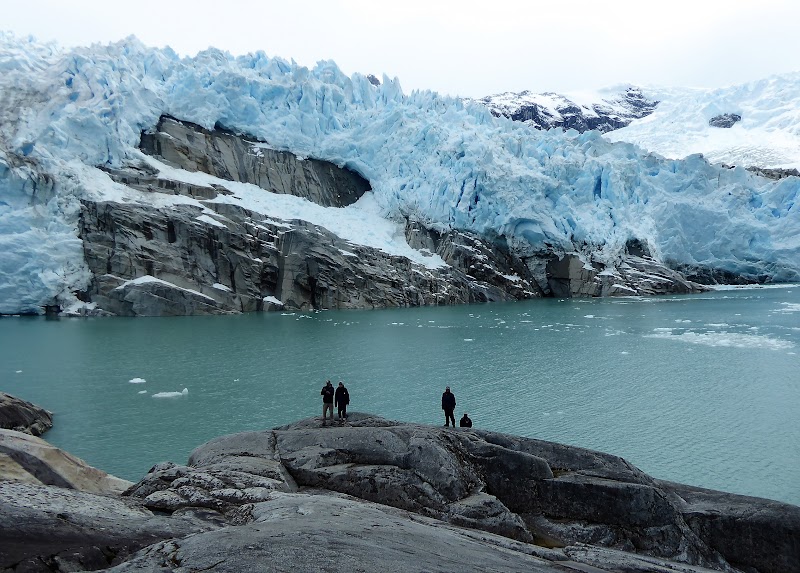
[1,34,799,314]
[605,75,800,170]
[475,76,800,170]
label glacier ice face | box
[0,34,799,314]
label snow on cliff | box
[1,34,799,313]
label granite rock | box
[121,414,798,573]
[0,392,52,437]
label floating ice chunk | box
[15,370,22,373]
[645,331,793,350]
[620,351,629,355]
[138,390,147,394]
[152,388,189,398]
[464,338,474,342]
[128,377,146,384]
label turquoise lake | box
[1,286,798,506]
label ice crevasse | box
[0,33,798,313]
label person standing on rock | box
[321,380,335,426]
[442,386,456,427]
[459,413,472,428]
[335,381,350,423]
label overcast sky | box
[5,0,800,98]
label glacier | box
[0,33,799,314]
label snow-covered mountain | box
[1,34,799,315]
[476,76,800,170]
[606,76,800,170]
[472,86,659,133]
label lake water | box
[1,286,798,506]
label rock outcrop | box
[116,414,798,573]
[3,413,798,572]
[474,87,659,133]
[139,116,370,208]
[708,114,742,128]
[0,429,130,494]
[0,428,214,572]
[69,115,711,316]
[78,199,543,316]
[0,392,53,436]
[546,252,707,297]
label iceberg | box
[0,33,798,314]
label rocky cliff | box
[2,413,797,573]
[73,116,706,316]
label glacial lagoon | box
[1,286,798,506]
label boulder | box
[0,392,53,436]
[708,114,741,128]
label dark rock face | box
[120,414,799,573]
[140,116,370,208]
[546,253,708,297]
[747,166,800,180]
[78,200,543,316]
[0,392,52,436]
[475,87,659,133]
[708,113,742,128]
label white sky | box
[4,0,800,98]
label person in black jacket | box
[459,413,472,428]
[335,381,350,422]
[441,386,456,427]
[321,380,334,426]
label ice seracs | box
[0,34,799,315]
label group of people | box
[442,385,472,428]
[320,380,350,425]
[319,381,472,428]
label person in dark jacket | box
[321,380,334,425]
[335,381,350,422]
[459,413,472,428]
[441,386,456,427]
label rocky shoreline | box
[1,394,797,573]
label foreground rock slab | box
[3,412,797,573]
[0,481,213,572]
[124,414,799,573]
[106,492,567,573]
